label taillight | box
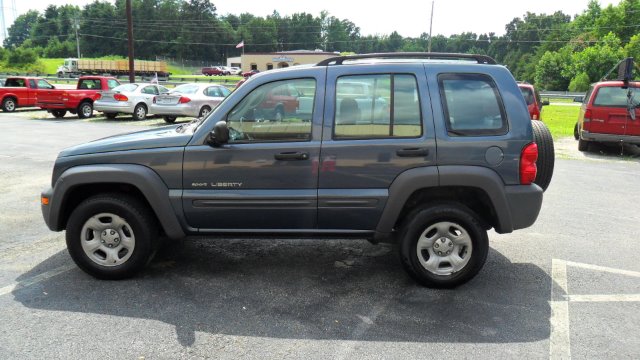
[520,142,538,185]
[95,93,102,100]
[114,93,128,101]
[582,109,592,131]
[179,96,191,104]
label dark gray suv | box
[41,53,554,288]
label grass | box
[541,104,580,138]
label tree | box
[3,10,42,48]
[571,32,624,83]
[569,72,591,92]
[534,47,573,90]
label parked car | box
[150,83,231,123]
[36,76,120,118]
[242,69,260,78]
[576,80,640,151]
[227,67,242,75]
[0,77,56,112]
[41,52,555,288]
[94,83,170,120]
[517,82,548,120]
[202,66,224,76]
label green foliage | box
[571,32,624,83]
[569,72,591,92]
[7,46,39,66]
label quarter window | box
[226,78,316,143]
[439,73,508,136]
[334,74,422,139]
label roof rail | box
[316,52,497,66]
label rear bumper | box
[94,101,134,114]
[581,130,640,145]
[502,184,543,233]
[149,103,197,117]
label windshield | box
[113,84,139,93]
[171,84,200,95]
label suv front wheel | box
[398,203,489,288]
[66,193,157,279]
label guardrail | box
[540,91,585,100]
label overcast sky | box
[4,0,621,37]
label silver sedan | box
[94,83,169,120]
[150,83,231,123]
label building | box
[227,51,338,72]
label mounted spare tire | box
[531,120,554,191]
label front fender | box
[42,164,185,239]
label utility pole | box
[428,0,434,52]
[126,0,135,83]
[74,18,80,58]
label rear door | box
[318,64,436,230]
[626,85,640,137]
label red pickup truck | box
[37,76,120,118]
[0,77,56,112]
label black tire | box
[198,105,211,118]
[531,120,555,191]
[105,112,117,120]
[65,193,158,280]
[77,101,93,119]
[398,203,489,288]
[132,103,147,121]
[2,97,17,112]
[574,122,579,140]
[51,110,67,118]
[57,71,64,78]
[164,116,177,123]
[578,137,589,152]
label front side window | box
[439,73,508,136]
[37,79,54,89]
[226,78,316,143]
[334,74,422,139]
[29,80,37,88]
[593,86,640,107]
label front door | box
[182,75,322,230]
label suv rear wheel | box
[66,193,157,279]
[398,203,489,288]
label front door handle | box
[396,148,429,157]
[274,152,309,161]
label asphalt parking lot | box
[0,113,639,359]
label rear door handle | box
[274,152,309,161]
[396,148,429,157]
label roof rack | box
[316,52,497,66]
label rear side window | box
[439,73,508,136]
[114,84,138,93]
[107,79,120,89]
[334,74,422,139]
[593,86,640,107]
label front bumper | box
[581,130,640,145]
[41,187,57,231]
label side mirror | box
[207,121,229,147]
[573,96,584,103]
[50,85,56,89]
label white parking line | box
[550,259,571,360]
[0,264,75,297]
[563,260,640,278]
[566,294,640,302]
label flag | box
[236,41,244,49]
[151,72,158,84]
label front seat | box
[338,98,360,124]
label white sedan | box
[94,83,169,120]
[150,83,231,123]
